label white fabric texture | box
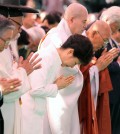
[40,18,83,134]
[0,47,30,134]
[89,65,99,109]
[21,45,62,134]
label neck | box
[57,48,64,63]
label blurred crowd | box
[0,0,120,134]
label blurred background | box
[20,0,120,13]
[18,0,120,59]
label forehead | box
[10,16,23,24]
[78,13,87,22]
[74,9,88,20]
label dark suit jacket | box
[0,98,3,134]
[107,40,120,104]
[95,39,120,104]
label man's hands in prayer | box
[95,48,119,71]
[18,52,42,75]
[0,78,21,95]
[54,75,75,89]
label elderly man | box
[97,6,120,134]
[112,29,120,44]
[78,20,119,134]
[30,3,88,134]
[0,1,42,134]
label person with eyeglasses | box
[78,20,119,134]
[0,0,42,134]
[97,6,120,134]
[0,14,23,134]
[0,16,14,52]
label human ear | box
[67,48,74,55]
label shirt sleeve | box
[3,63,30,103]
[29,54,58,98]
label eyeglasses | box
[97,31,109,49]
[8,18,22,31]
[0,37,11,46]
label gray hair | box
[100,6,120,26]
[0,15,15,36]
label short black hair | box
[50,11,61,23]
[17,29,30,45]
[43,13,56,25]
[61,34,93,65]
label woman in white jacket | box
[21,34,93,134]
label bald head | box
[86,20,111,51]
[89,20,111,37]
[64,3,88,20]
[64,3,88,35]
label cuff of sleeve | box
[117,61,120,66]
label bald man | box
[78,20,119,134]
[83,20,113,105]
[21,3,88,134]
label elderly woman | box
[0,14,22,134]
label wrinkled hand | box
[18,52,42,75]
[54,75,75,90]
[96,53,113,71]
[108,47,119,58]
[96,48,119,71]
[0,78,21,95]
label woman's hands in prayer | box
[54,75,75,90]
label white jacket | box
[0,47,30,134]
[21,45,62,134]
[40,19,83,134]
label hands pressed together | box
[18,52,42,75]
[54,75,75,90]
[95,47,119,71]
